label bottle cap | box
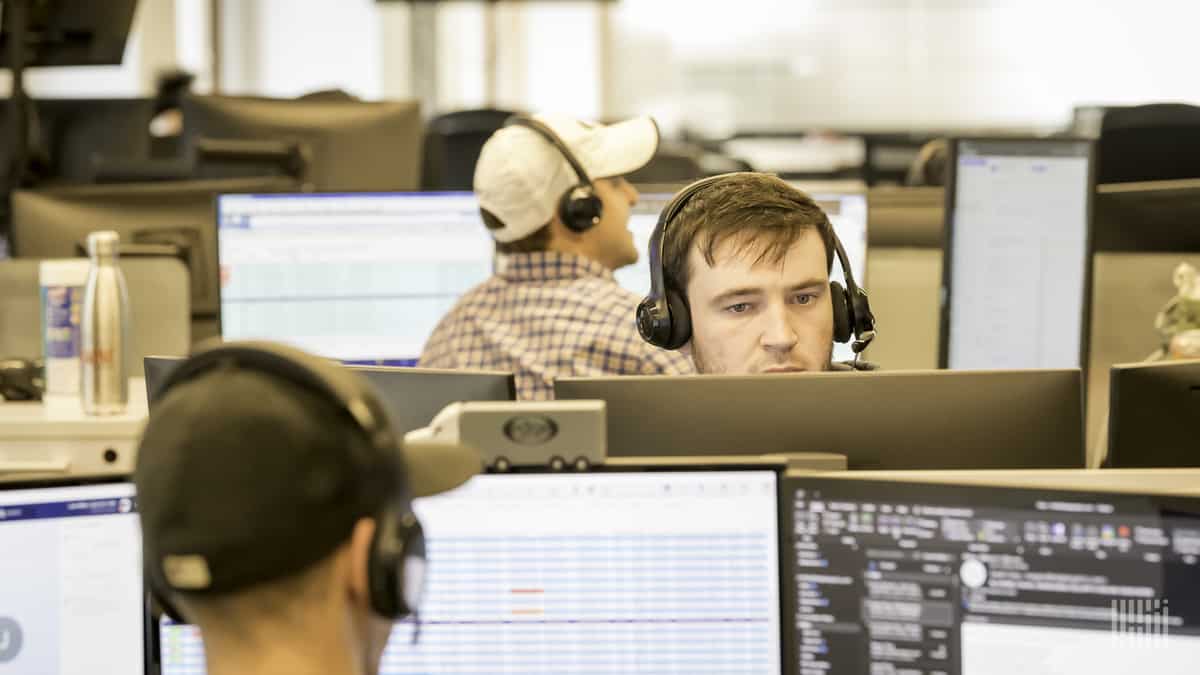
[87,230,120,258]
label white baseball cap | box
[474,113,660,243]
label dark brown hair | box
[662,173,836,294]
[481,208,552,254]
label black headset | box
[504,115,604,233]
[145,341,425,622]
[636,173,877,354]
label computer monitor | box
[144,355,515,435]
[618,188,869,363]
[182,95,423,191]
[941,138,1095,370]
[0,0,140,190]
[216,191,495,363]
[783,474,1200,673]
[0,1,137,68]
[0,478,143,674]
[0,98,155,184]
[554,369,1085,469]
[613,190,675,301]
[157,467,785,675]
[1093,179,1200,252]
[10,176,298,325]
[1108,359,1200,468]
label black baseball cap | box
[135,348,479,595]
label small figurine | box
[1153,262,1200,360]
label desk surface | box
[0,377,148,440]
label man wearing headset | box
[136,341,475,675]
[636,172,876,374]
[419,113,693,399]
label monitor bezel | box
[782,473,1200,669]
[0,474,148,675]
[148,461,791,675]
[938,136,1097,372]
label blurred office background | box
[4,0,1200,466]
[8,0,1200,136]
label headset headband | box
[647,173,866,303]
[645,175,723,307]
[504,116,594,189]
[641,172,875,354]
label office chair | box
[1098,103,1200,184]
[421,108,517,190]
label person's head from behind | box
[135,343,430,675]
[474,113,660,270]
[656,173,841,375]
[905,138,949,187]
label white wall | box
[427,2,603,118]
[435,3,487,111]
[8,1,1197,131]
[508,3,602,119]
[607,0,1200,132]
[212,0,602,120]
[219,0,384,99]
[379,2,414,101]
[174,0,214,93]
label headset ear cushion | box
[366,506,409,619]
[665,289,692,350]
[366,513,397,618]
[561,188,602,232]
[830,281,852,344]
[147,579,187,623]
[636,297,665,347]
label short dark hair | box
[662,173,836,294]
[481,208,552,254]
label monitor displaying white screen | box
[619,190,869,363]
[217,192,494,365]
[160,470,783,675]
[613,192,675,301]
[943,139,1093,369]
[0,480,143,675]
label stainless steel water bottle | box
[81,230,130,415]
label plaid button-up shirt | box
[419,251,695,399]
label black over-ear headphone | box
[504,116,604,233]
[145,341,425,622]
[636,173,877,353]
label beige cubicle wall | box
[1085,252,1200,466]
[864,247,1200,468]
[863,248,942,370]
[862,186,1200,468]
[0,258,191,376]
[861,186,944,371]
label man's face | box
[685,229,834,374]
[588,177,640,270]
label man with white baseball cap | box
[419,113,693,399]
